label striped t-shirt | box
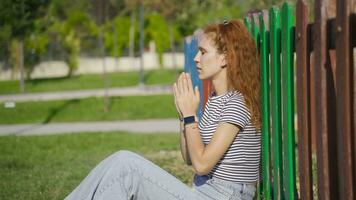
[198,90,261,183]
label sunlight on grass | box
[0,132,192,200]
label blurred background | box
[0,0,284,85]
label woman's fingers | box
[186,73,194,92]
[179,72,190,94]
[173,83,178,98]
[178,73,184,94]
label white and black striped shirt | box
[198,91,261,183]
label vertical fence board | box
[244,17,252,34]
[314,0,339,199]
[259,9,272,200]
[281,3,296,199]
[184,36,204,118]
[269,6,283,199]
[252,13,260,47]
[335,0,354,199]
[250,13,263,199]
[296,0,313,199]
[353,13,356,198]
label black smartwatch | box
[183,116,196,126]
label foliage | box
[0,0,288,78]
[145,13,170,67]
[103,16,134,57]
[23,20,49,79]
[49,10,98,76]
[0,0,50,39]
[0,0,50,82]
[8,40,21,78]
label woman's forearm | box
[179,121,192,165]
[184,122,208,175]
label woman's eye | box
[201,51,205,55]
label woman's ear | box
[220,54,227,68]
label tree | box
[145,14,170,68]
[145,0,184,71]
[0,0,49,92]
[23,24,49,79]
[49,10,98,76]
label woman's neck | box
[211,70,229,96]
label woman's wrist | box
[182,115,198,126]
[179,116,183,122]
[182,112,196,118]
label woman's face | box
[194,33,226,80]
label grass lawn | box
[0,132,194,200]
[0,95,177,124]
[0,69,181,95]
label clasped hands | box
[173,72,200,118]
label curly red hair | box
[203,19,261,130]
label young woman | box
[65,19,261,200]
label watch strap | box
[183,116,196,125]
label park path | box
[0,84,172,103]
[0,84,179,136]
[0,119,179,136]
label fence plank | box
[281,2,296,199]
[184,36,204,118]
[269,6,283,199]
[259,9,272,200]
[314,0,339,199]
[244,17,252,34]
[353,11,356,199]
[335,0,354,199]
[296,0,313,199]
[352,11,356,198]
[251,12,260,47]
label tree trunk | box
[169,22,177,73]
[114,24,119,71]
[139,3,145,86]
[18,40,25,93]
[98,0,109,112]
[99,31,109,113]
[129,11,136,68]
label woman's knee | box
[113,150,142,161]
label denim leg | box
[65,150,208,200]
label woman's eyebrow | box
[198,47,207,51]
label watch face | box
[184,116,196,124]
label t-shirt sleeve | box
[220,94,251,130]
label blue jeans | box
[65,150,256,200]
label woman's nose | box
[193,52,200,63]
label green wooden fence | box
[244,2,296,200]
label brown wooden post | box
[314,0,338,199]
[335,0,355,199]
[296,1,313,199]
[350,1,356,196]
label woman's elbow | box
[187,160,192,166]
[193,164,212,175]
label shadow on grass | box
[42,99,81,124]
[26,75,81,86]
[107,96,122,111]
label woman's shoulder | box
[208,91,246,107]
[226,91,245,103]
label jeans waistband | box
[210,176,256,195]
[212,176,255,187]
